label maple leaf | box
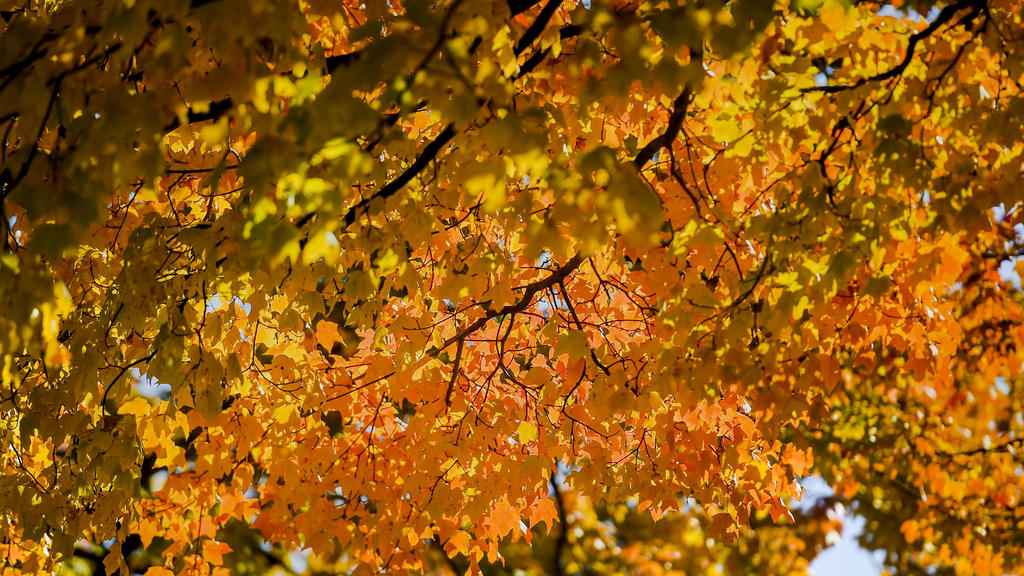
[487,499,522,539]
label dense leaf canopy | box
[1,0,1023,574]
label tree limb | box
[802,0,986,94]
[341,123,457,228]
[439,253,584,352]
[550,473,569,576]
[515,0,564,55]
[633,88,693,168]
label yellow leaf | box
[516,421,538,444]
[272,404,298,425]
[118,397,152,417]
[819,0,852,33]
[199,117,229,146]
[446,530,472,556]
[103,543,125,576]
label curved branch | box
[341,123,457,229]
[633,88,693,168]
[802,0,986,94]
[438,253,584,352]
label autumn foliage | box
[1,0,1023,574]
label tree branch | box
[550,473,568,576]
[515,0,563,55]
[633,88,692,168]
[508,0,546,15]
[100,348,159,415]
[438,253,584,352]
[802,0,986,94]
[428,84,694,362]
[341,123,457,228]
[163,97,234,132]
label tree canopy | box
[1,0,1023,574]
